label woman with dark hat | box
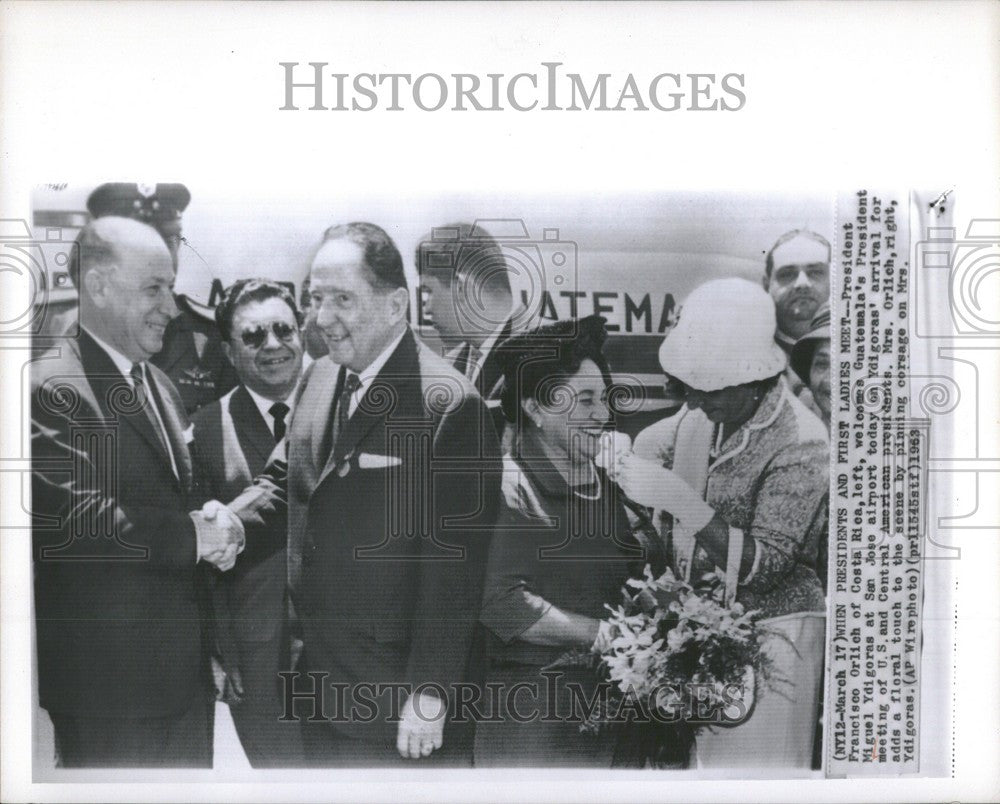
[474,315,656,767]
[791,304,832,430]
[620,277,828,768]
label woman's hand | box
[617,454,715,532]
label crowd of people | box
[31,183,833,769]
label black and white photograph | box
[1,2,998,802]
[26,187,834,772]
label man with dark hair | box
[85,182,239,415]
[763,229,831,411]
[31,217,244,767]
[763,229,831,348]
[190,278,304,766]
[415,222,519,429]
[220,221,502,765]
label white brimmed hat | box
[659,277,787,392]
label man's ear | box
[387,286,410,323]
[221,340,232,363]
[82,268,108,308]
[761,272,770,292]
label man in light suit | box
[223,222,502,765]
[190,279,305,766]
[30,217,244,767]
[415,222,524,438]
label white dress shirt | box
[243,383,299,438]
[346,327,407,419]
[83,327,179,480]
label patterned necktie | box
[329,371,360,461]
[130,363,169,456]
[129,363,177,475]
[269,401,290,443]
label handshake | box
[190,500,245,571]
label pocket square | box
[358,452,402,469]
[183,424,195,444]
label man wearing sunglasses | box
[189,279,304,766]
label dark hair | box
[765,229,831,278]
[415,221,511,296]
[321,221,406,292]
[497,315,611,425]
[215,278,299,342]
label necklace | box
[572,463,602,500]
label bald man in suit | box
[31,217,244,767]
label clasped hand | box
[190,499,245,571]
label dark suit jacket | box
[191,386,288,652]
[31,330,205,719]
[229,328,501,743]
[445,316,514,439]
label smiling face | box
[766,236,831,340]
[225,296,303,400]
[526,358,611,466]
[83,235,179,362]
[310,238,408,373]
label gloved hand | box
[616,454,715,532]
[594,430,632,481]
[592,619,617,653]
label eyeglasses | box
[239,321,299,349]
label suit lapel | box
[303,359,341,478]
[317,330,419,486]
[477,316,512,399]
[145,365,193,489]
[229,385,276,473]
[78,332,173,470]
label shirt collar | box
[243,381,298,427]
[774,330,797,353]
[709,377,789,471]
[478,319,508,359]
[82,326,138,379]
[353,327,407,388]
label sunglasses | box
[239,321,299,349]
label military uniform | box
[152,295,239,415]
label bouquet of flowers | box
[550,564,773,768]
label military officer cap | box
[86,182,191,230]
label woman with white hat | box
[617,277,829,769]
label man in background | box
[298,274,330,371]
[191,279,305,767]
[86,182,238,415]
[763,229,831,410]
[416,221,522,437]
[31,217,243,767]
